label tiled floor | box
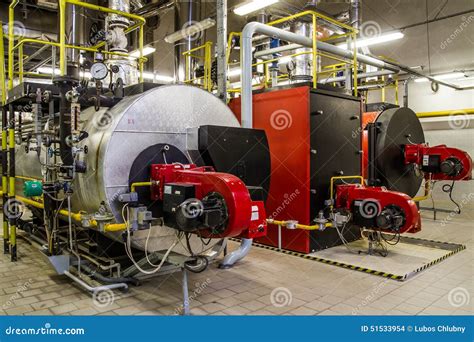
[0,204,472,316]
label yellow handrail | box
[8,0,20,89]
[63,0,146,81]
[183,41,213,92]
[267,10,356,33]
[8,0,147,88]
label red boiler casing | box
[230,86,363,253]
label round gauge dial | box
[90,62,108,80]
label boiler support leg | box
[182,267,190,316]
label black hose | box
[442,180,461,214]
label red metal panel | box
[361,111,380,179]
[229,86,312,253]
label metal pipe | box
[267,219,333,231]
[65,0,85,79]
[403,79,410,107]
[219,238,253,269]
[1,106,8,254]
[349,0,360,30]
[413,180,431,202]
[241,22,317,128]
[8,0,20,89]
[0,192,127,233]
[0,21,6,105]
[254,43,302,58]
[59,0,66,76]
[319,70,394,84]
[216,0,227,101]
[252,28,473,91]
[8,104,16,261]
[64,270,128,292]
[417,109,474,118]
[174,0,201,81]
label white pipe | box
[241,22,318,129]
[319,70,394,84]
[220,238,253,268]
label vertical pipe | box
[381,76,386,102]
[0,25,7,254]
[403,79,409,108]
[395,79,399,106]
[181,267,190,316]
[174,0,201,82]
[206,42,212,91]
[352,32,358,96]
[65,1,85,80]
[8,104,16,261]
[8,1,20,90]
[216,0,227,101]
[1,106,8,254]
[0,21,6,105]
[139,26,144,83]
[312,15,317,89]
[59,0,67,76]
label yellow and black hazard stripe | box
[229,238,466,282]
[403,243,466,280]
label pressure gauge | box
[90,62,108,80]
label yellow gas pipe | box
[0,191,126,233]
[267,219,333,231]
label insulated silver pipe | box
[241,22,318,129]
[241,22,401,128]
[216,0,227,101]
[254,43,302,58]
[252,40,400,73]
[319,70,394,84]
[252,31,473,91]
